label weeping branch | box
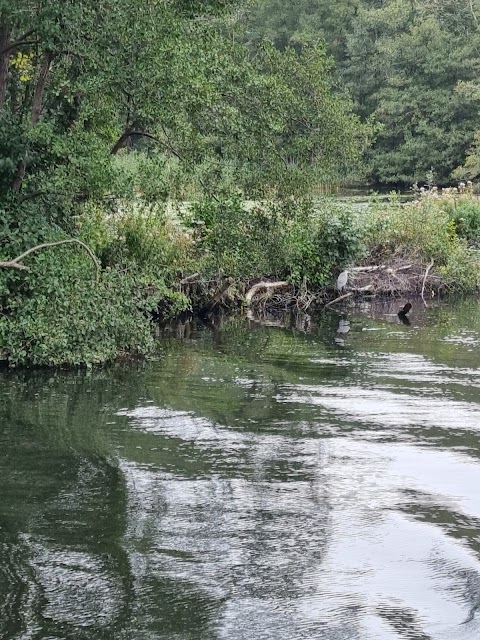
[0,239,100,282]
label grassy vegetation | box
[2,188,480,367]
[363,190,480,293]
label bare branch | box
[0,239,100,282]
[325,291,354,308]
[0,260,30,271]
[421,258,435,305]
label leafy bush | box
[78,201,195,282]
[286,201,363,287]
[189,195,287,278]
[0,203,191,367]
[364,197,453,261]
[442,197,480,248]
[363,194,480,292]
[189,196,363,287]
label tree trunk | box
[31,51,53,124]
[0,24,10,109]
[111,126,134,154]
[13,52,53,192]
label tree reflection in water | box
[1,301,480,638]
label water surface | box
[1,299,480,639]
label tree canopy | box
[0,0,368,220]
[246,0,480,186]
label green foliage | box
[442,197,480,248]
[0,225,190,366]
[0,0,371,366]
[0,247,148,366]
[245,0,359,59]
[79,202,194,280]
[246,0,480,186]
[189,195,288,278]
[189,196,363,287]
[363,194,480,292]
[287,202,363,287]
[0,0,369,206]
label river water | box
[1,299,480,640]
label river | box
[1,299,480,640]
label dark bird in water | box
[398,302,412,325]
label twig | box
[200,277,235,313]
[180,272,200,285]
[0,239,100,283]
[325,291,353,308]
[421,258,435,305]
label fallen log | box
[245,280,290,304]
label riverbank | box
[1,189,480,366]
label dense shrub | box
[189,196,363,287]
[442,197,480,248]
[78,201,195,281]
[0,203,191,367]
[286,201,363,287]
[363,194,480,292]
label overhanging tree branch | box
[0,239,100,283]
[0,29,37,55]
[110,126,220,201]
[1,39,39,56]
[110,128,162,154]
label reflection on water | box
[1,300,480,639]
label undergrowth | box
[363,193,480,292]
[2,190,480,367]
